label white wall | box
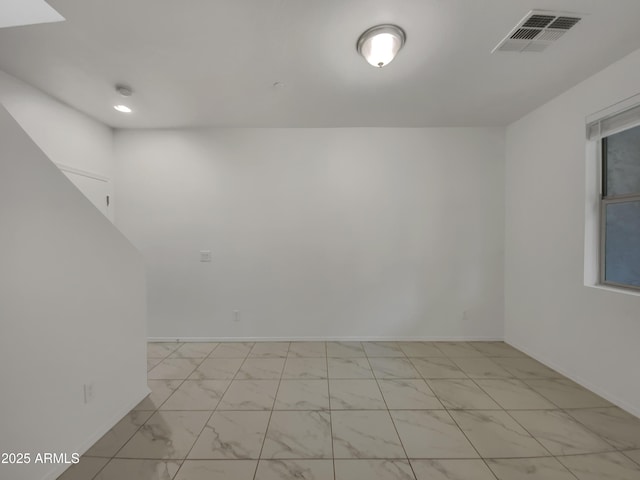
[0,70,115,221]
[115,127,505,340]
[0,70,113,177]
[505,47,640,415]
[0,105,147,480]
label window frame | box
[599,134,640,291]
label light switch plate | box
[200,250,212,262]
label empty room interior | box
[2,1,640,479]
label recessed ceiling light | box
[114,105,132,113]
[357,24,406,68]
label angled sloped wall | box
[0,105,147,480]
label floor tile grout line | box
[413,371,503,479]
[519,377,615,412]
[417,379,446,410]
[88,452,631,461]
[136,350,237,479]
[172,370,239,477]
[282,354,328,381]
[144,359,209,417]
[236,355,286,381]
[504,406,618,457]
[251,341,290,480]
[151,341,523,358]
[86,454,113,480]
[490,404,563,458]
[559,407,627,451]
[443,407,501,480]
[207,341,254,359]
[519,378,571,410]
[147,372,574,381]
[77,450,640,480]
[89,406,187,480]
[104,366,203,468]
[149,354,542,362]
[147,356,208,383]
[448,356,514,379]
[469,384,584,480]
[164,347,262,476]
[133,407,627,414]
[326,340,337,480]
[89,448,635,466]
[440,407,620,460]
[363,348,418,478]
[428,377,506,410]
[147,374,573,399]
[114,352,231,477]
[105,409,164,460]
[168,342,220,359]
[407,355,473,381]
[146,342,184,358]
[552,448,627,458]
[426,341,549,476]
[468,376,554,411]
[552,455,592,480]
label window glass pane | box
[606,124,640,196]
[604,200,640,287]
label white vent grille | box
[492,10,582,53]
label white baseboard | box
[44,386,150,480]
[148,335,505,342]
[505,339,640,419]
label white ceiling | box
[1,0,640,128]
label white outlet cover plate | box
[83,384,94,403]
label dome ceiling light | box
[357,24,406,68]
[114,84,133,113]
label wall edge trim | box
[148,336,505,342]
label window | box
[600,124,640,289]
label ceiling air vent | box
[492,10,582,53]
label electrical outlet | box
[233,310,240,322]
[83,383,95,404]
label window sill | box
[586,283,640,297]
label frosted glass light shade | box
[357,24,406,68]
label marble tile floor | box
[58,341,640,480]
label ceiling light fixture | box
[357,24,406,68]
[113,84,133,113]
